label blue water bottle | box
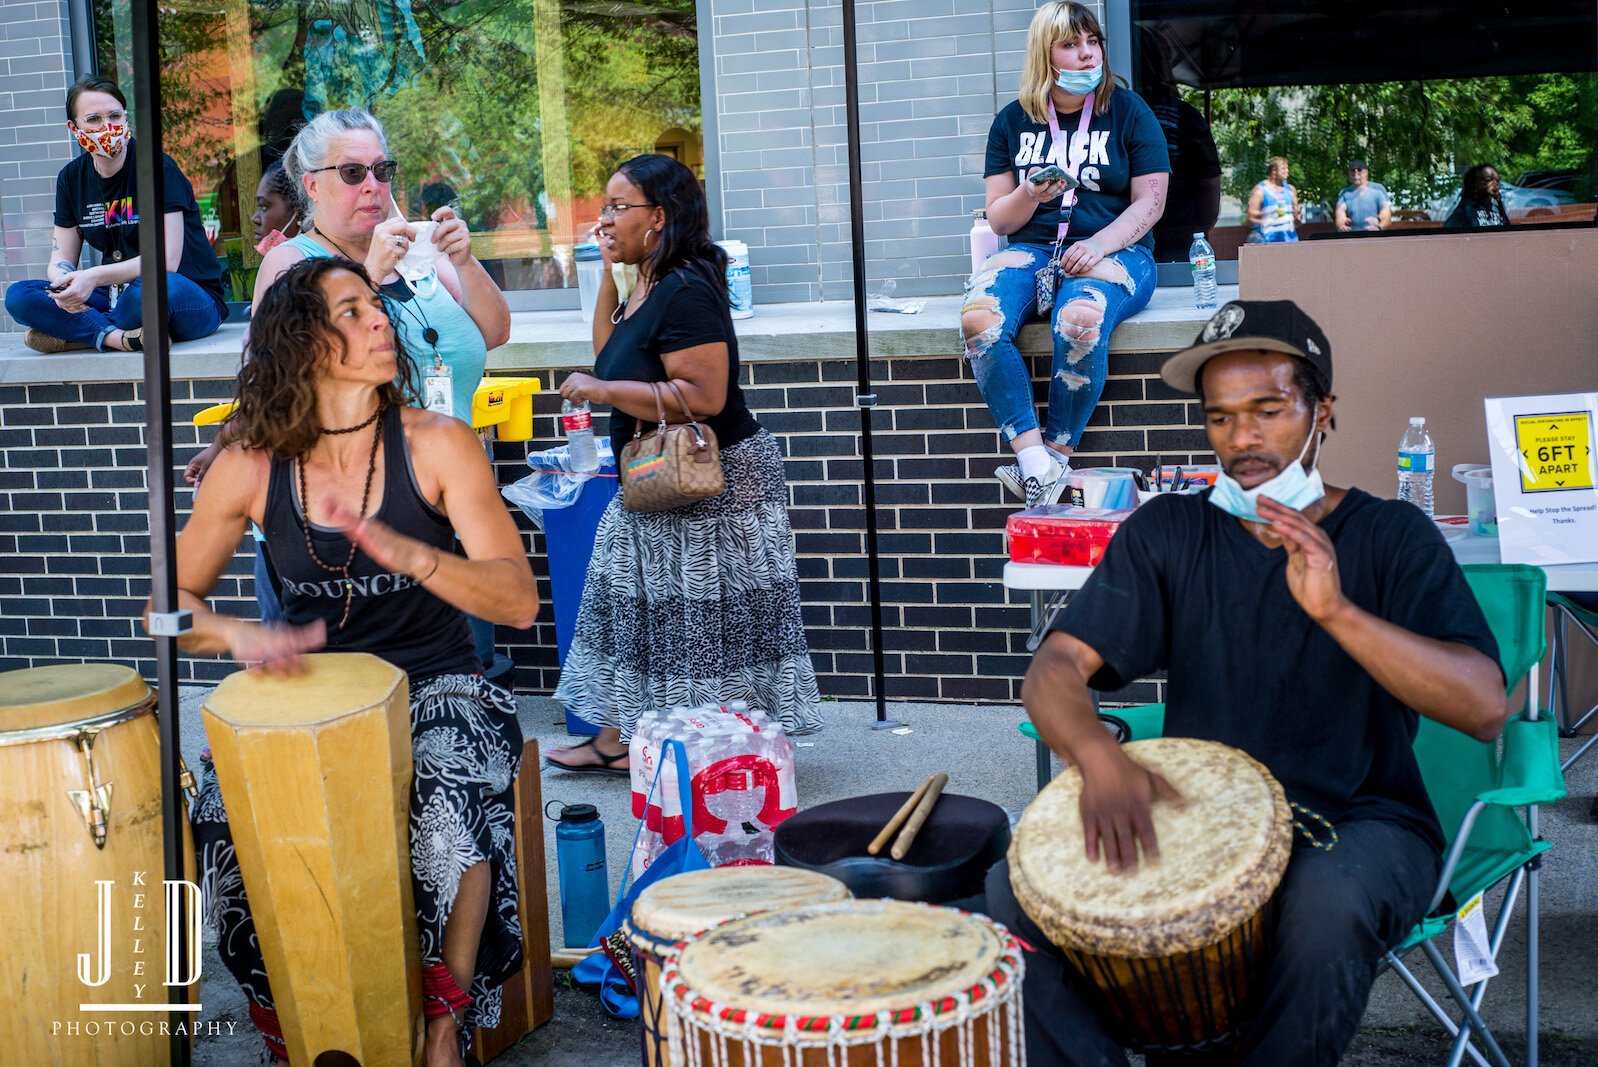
[550,801,609,948]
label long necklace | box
[298,406,384,630]
[317,229,441,348]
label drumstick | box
[868,775,935,856]
[891,772,949,861]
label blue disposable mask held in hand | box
[1054,65,1103,95]
[1210,430,1326,523]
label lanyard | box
[1045,92,1097,242]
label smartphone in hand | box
[1028,165,1078,188]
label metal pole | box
[129,2,194,1062]
[839,0,900,729]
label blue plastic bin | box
[543,451,618,735]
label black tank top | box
[261,407,480,682]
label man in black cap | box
[985,300,1509,1066]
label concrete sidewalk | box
[181,692,1598,1065]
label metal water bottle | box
[551,802,608,948]
[970,209,999,273]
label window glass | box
[92,0,703,301]
[1132,1,1597,262]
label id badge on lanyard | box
[1035,92,1096,315]
[423,355,453,416]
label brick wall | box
[0,0,76,332]
[0,348,1199,705]
[712,0,1104,303]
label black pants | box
[984,817,1441,1067]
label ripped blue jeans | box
[961,242,1156,449]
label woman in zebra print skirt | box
[548,154,822,773]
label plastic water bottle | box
[562,397,599,473]
[1398,416,1436,517]
[552,802,608,948]
[1188,233,1217,309]
[970,208,999,273]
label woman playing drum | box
[147,256,538,1066]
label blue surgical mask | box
[1209,430,1325,524]
[1054,65,1103,95]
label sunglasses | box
[310,160,399,185]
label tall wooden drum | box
[1010,737,1292,1052]
[202,652,422,1067]
[625,866,850,1067]
[0,663,197,1066]
[661,899,1025,1067]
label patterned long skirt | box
[192,673,524,1056]
[553,429,823,736]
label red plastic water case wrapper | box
[1006,505,1134,566]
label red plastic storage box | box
[1006,505,1133,566]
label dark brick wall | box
[0,350,1206,702]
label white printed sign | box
[1452,892,1499,987]
[1484,392,1598,566]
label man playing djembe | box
[987,300,1510,1066]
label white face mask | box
[1209,428,1325,524]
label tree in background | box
[1191,74,1595,215]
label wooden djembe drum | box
[202,652,422,1066]
[1009,737,1293,1053]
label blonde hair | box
[1267,156,1290,178]
[1020,2,1115,124]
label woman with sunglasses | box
[546,154,822,774]
[4,75,227,354]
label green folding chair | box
[1380,564,1566,1067]
[1019,704,1165,790]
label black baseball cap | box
[1348,160,1369,171]
[1159,300,1333,395]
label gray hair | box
[283,108,389,228]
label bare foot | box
[424,1015,465,1067]
[546,728,629,772]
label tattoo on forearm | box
[56,261,76,274]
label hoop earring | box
[644,227,658,249]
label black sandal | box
[545,735,630,777]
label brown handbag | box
[617,380,725,512]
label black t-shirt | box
[53,140,227,313]
[593,267,761,449]
[983,90,1170,251]
[1145,94,1222,261]
[1051,488,1502,851]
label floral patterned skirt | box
[192,673,524,1048]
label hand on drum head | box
[229,619,327,675]
[1077,745,1185,875]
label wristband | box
[416,548,441,584]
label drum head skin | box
[674,899,1005,1019]
[202,652,405,728]
[1011,738,1291,958]
[0,663,151,734]
[628,866,850,950]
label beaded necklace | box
[298,405,384,630]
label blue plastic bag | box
[570,738,708,1018]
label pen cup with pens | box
[1134,464,1220,505]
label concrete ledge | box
[0,287,1231,385]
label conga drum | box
[0,663,197,1066]
[625,866,851,1067]
[661,899,1025,1066]
[202,652,422,1066]
[1010,737,1293,1052]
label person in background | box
[189,108,513,681]
[1336,161,1392,232]
[4,76,226,354]
[160,256,537,1067]
[250,160,302,254]
[962,1,1168,509]
[1246,156,1301,243]
[546,153,822,773]
[1138,27,1221,263]
[1445,165,1509,230]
